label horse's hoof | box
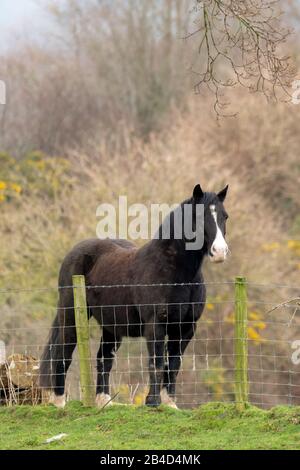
[160,388,178,409]
[96,393,112,408]
[145,396,161,407]
[50,393,66,408]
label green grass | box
[0,402,299,450]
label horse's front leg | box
[145,322,165,407]
[162,324,195,408]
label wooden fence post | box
[72,275,95,406]
[234,276,249,410]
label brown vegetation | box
[0,0,299,407]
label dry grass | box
[0,91,299,406]
[1,90,299,298]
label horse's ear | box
[217,184,229,202]
[193,184,204,199]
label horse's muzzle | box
[209,249,227,263]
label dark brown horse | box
[40,183,229,408]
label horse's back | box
[58,238,136,287]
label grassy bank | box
[0,402,299,450]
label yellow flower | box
[249,311,260,321]
[0,181,7,190]
[287,240,300,257]
[206,303,214,311]
[248,326,262,342]
[255,321,266,331]
[10,183,22,194]
[0,194,5,202]
[287,240,300,249]
[249,311,266,330]
[262,242,280,252]
[134,393,146,406]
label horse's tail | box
[39,308,62,390]
[39,240,96,391]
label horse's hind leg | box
[51,307,77,407]
[96,329,120,408]
[40,285,78,408]
[162,324,195,409]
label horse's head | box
[192,183,229,263]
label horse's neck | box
[172,239,205,281]
[143,238,205,283]
[148,202,206,282]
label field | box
[1,0,300,454]
[0,402,299,450]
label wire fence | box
[0,277,299,409]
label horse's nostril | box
[211,244,227,256]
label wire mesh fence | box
[0,278,299,408]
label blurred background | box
[0,0,299,407]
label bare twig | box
[266,297,300,316]
[187,0,295,115]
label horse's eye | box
[224,213,229,220]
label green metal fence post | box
[234,276,249,410]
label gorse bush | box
[0,151,74,202]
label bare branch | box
[266,297,300,322]
[187,0,296,115]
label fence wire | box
[0,281,299,408]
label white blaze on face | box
[209,204,228,263]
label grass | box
[0,401,299,450]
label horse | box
[40,183,229,408]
